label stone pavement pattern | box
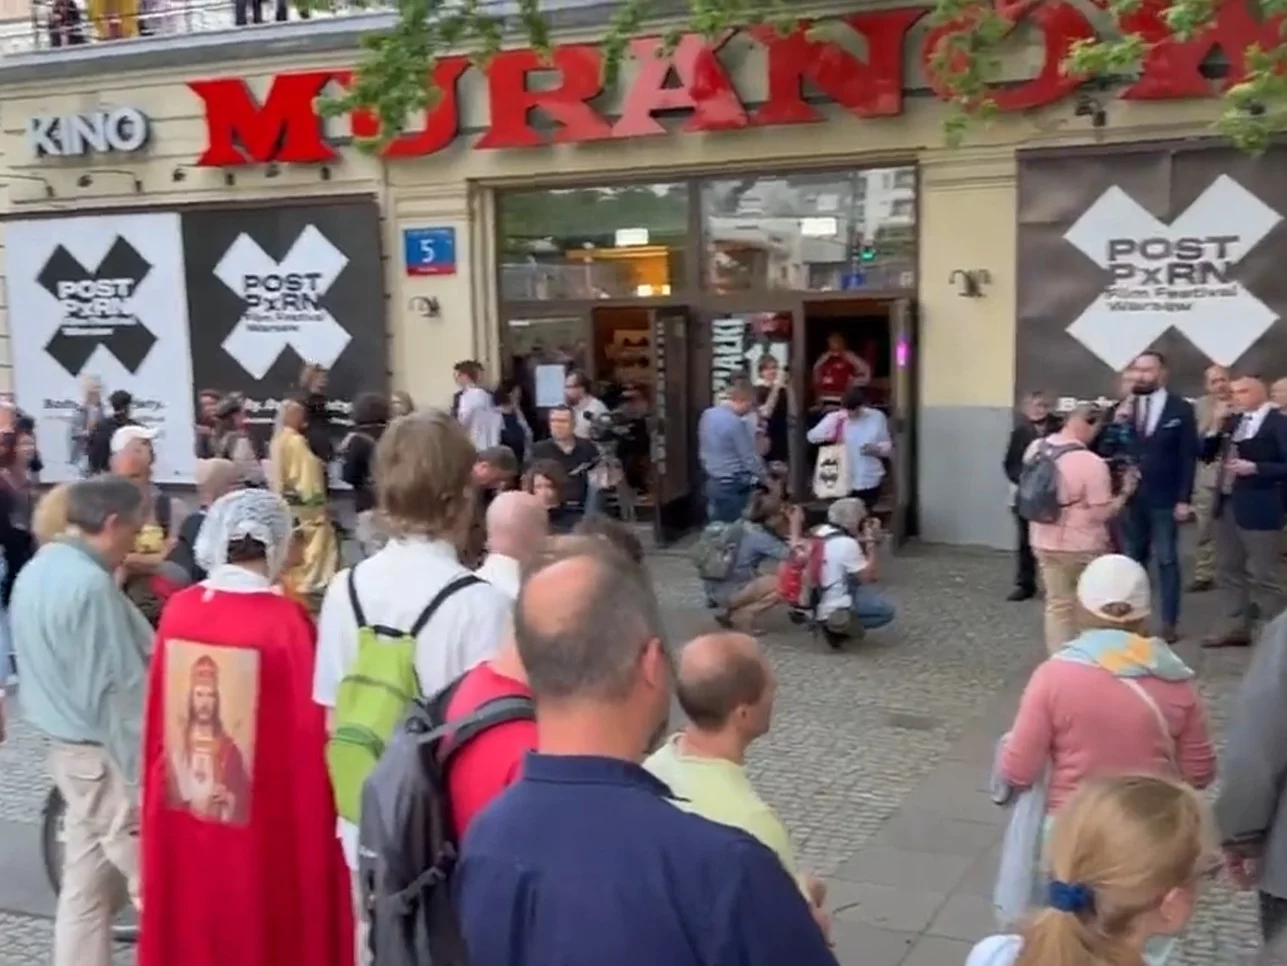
[0,545,1261,965]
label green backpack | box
[325,566,483,824]
[691,520,746,582]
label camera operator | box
[529,406,599,516]
[565,370,608,439]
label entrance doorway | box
[795,297,918,544]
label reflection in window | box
[498,184,688,301]
[702,168,917,293]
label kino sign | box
[28,108,151,159]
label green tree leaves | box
[324,0,1286,154]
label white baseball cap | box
[110,424,157,454]
[1076,554,1151,622]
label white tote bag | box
[812,417,850,499]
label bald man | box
[475,491,549,599]
[1191,365,1233,591]
[1201,374,1287,648]
[456,546,836,966]
[646,632,830,939]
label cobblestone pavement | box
[0,544,1262,965]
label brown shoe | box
[1187,579,1214,593]
[1202,632,1251,649]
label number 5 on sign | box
[403,227,456,277]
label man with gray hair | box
[454,542,836,966]
[9,475,153,966]
[812,496,895,639]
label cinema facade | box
[0,0,1282,548]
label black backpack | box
[1016,441,1082,524]
[356,673,535,966]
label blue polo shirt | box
[455,754,836,966]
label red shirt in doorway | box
[445,662,539,835]
[814,352,862,403]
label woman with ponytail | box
[969,774,1216,966]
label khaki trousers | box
[1192,481,1217,584]
[49,743,139,966]
[725,574,781,629]
[1036,550,1097,654]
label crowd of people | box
[1006,351,1287,654]
[4,347,1287,966]
[43,0,314,48]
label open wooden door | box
[651,307,696,546]
[888,298,918,547]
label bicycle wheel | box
[42,785,65,895]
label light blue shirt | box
[704,523,789,603]
[699,404,764,482]
[807,407,892,491]
[9,538,152,784]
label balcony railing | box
[0,0,614,57]
[7,0,390,54]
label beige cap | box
[1076,553,1151,622]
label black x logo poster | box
[6,212,198,483]
[37,237,158,376]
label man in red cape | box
[140,488,352,966]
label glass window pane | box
[702,168,917,293]
[499,184,688,301]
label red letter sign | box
[344,57,470,158]
[477,45,614,149]
[189,71,336,166]
[752,9,924,125]
[1114,0,1282,99]
[921,0,1094,112]
[613,33,749,137]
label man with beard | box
[1002,390,1061,602]
[1097,351,1197,642]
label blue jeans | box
[706,478,752,524]
[1122,500,1181,629]
[852,585,896,629]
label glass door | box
[502,312,593,433]
[887,298,918,547]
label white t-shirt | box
[813,524,867,620]
[457,385,501,451]
[475,553,521,601]
[313,536,512,868]
[966,936,1020,966]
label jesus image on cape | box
[167,653,252,826]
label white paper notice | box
[534,364,567,408]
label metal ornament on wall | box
[409,295,441,319]
[1015,142,1287,407]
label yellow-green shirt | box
[644,734,799,879]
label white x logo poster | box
[181,200,387,447]
[1063,174,1282,371]
[213,224,352,380]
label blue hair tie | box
[1048,880,1094,914]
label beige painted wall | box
[0,36,1228,409]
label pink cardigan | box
[1001,659,1217,814]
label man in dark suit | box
[1201,374,1287,648]
[1002,390,1061,601]
[1098,351,1197,642]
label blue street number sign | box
[404,226,457,276]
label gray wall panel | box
[917,404,1014,550]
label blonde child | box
[969,774,1216,966]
